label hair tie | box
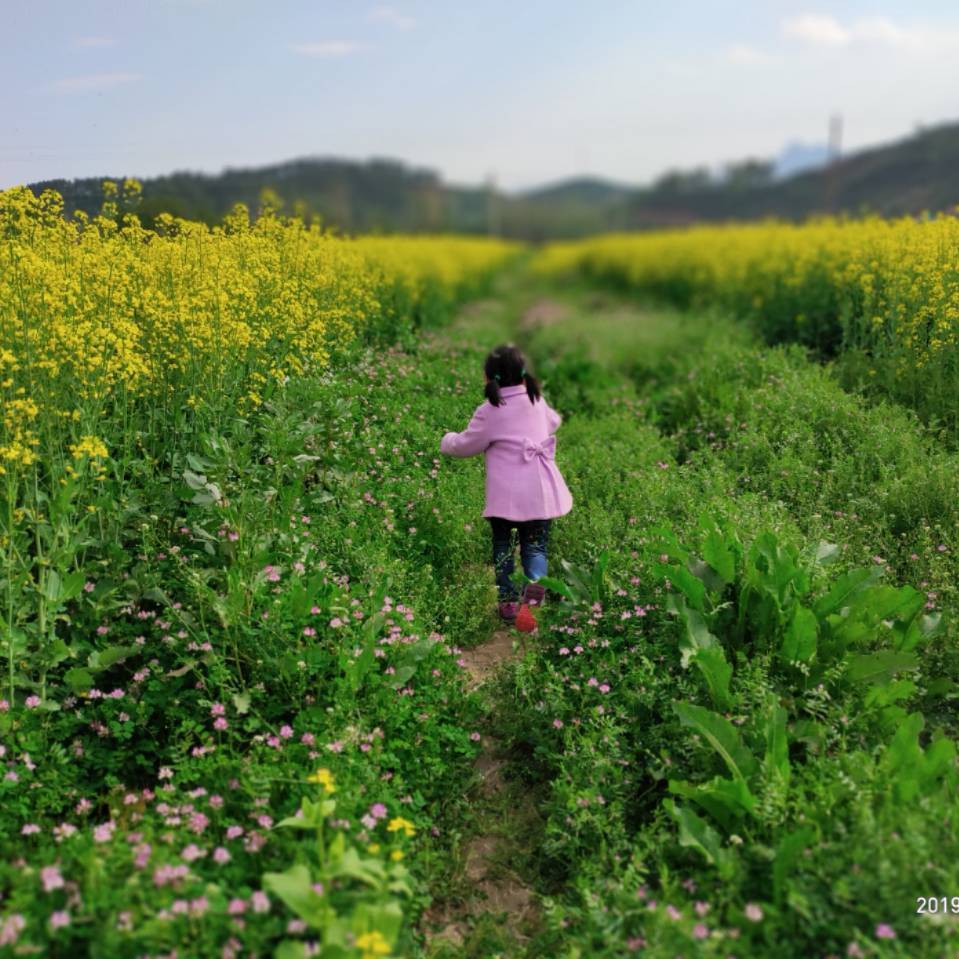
[521,367,526,378]
[493,373,501,382]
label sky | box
[2,0,958,192]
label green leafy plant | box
[537,549,614,609]
[264,790,412,959]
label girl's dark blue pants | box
[488,517,551,601]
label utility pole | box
[824,113,843,213]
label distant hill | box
[623,120,959,228]
[521,176,633,205]
[23,119,959,239]
[30,157,473,235]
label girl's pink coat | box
[440,384,573,521]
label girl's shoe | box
[498,601,519,621]
[522,583,546,607]
[515,603,537,633]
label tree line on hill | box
[27,119,959,240]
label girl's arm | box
[545,402,562,435]
[440,406,490,457]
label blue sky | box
[3,0,958,191]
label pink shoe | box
[498,601,519,622]
[522,583,546,607]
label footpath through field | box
[416,261,959,958]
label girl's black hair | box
[483,343,541,407]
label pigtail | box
[522,367,541,404]
[485,373,503,407]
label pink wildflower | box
[41,866,64,892]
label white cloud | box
[726,43,777,66]
[290,41,362,58]
[74,36,115,48]
[368,6,414,30]
[55,72,140,93]
[783,13,959,53]
[783,14,849,47]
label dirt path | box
[519,297,570,333]
[423,628,540,952]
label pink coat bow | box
[522,435,556,462]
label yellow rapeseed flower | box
[0,184,516,493]
[354,930,391,959]
[69,435,109,461]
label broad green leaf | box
[789,719,825,753]
[275,816,316,831]
[42,570,61,603]
[864,679,916,709]
[884,712,924,802]
[262,864,327,926]
[59,570,87,603]
[559,560,591,602]
[64,667,94,692]
[648,526,689,565]
[813,566,883,618]
[335,847,386,887]
[668,594,720,668]
[813,541,841,566]
[47,639,72,668]
[388,665,415,689]
[182,469,208,491]
[692,646,733,710]
[926,677,956,697]
[846,650,917,685]
[763,702,790,786]
[669,775,756,830]
[351,899,404,943]
[897,610,943,652]
[88,645,137,671]
[702,525,737,584]
[921,737,957,794]
[849,584,923,623]
[688,557,728,595]
[142,587,170,605]
[536,576,575,601]
[748,532,808,602]
[655,564,706,612]
[773,826,815,903]
[591,550,611,602]
[781,605,817,663]
[275,939,309,959]
[674,702,759,781]
[665,800,735,879]
[185,453,212,472]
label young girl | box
[440,344,573,621]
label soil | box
[423,628,540,951]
